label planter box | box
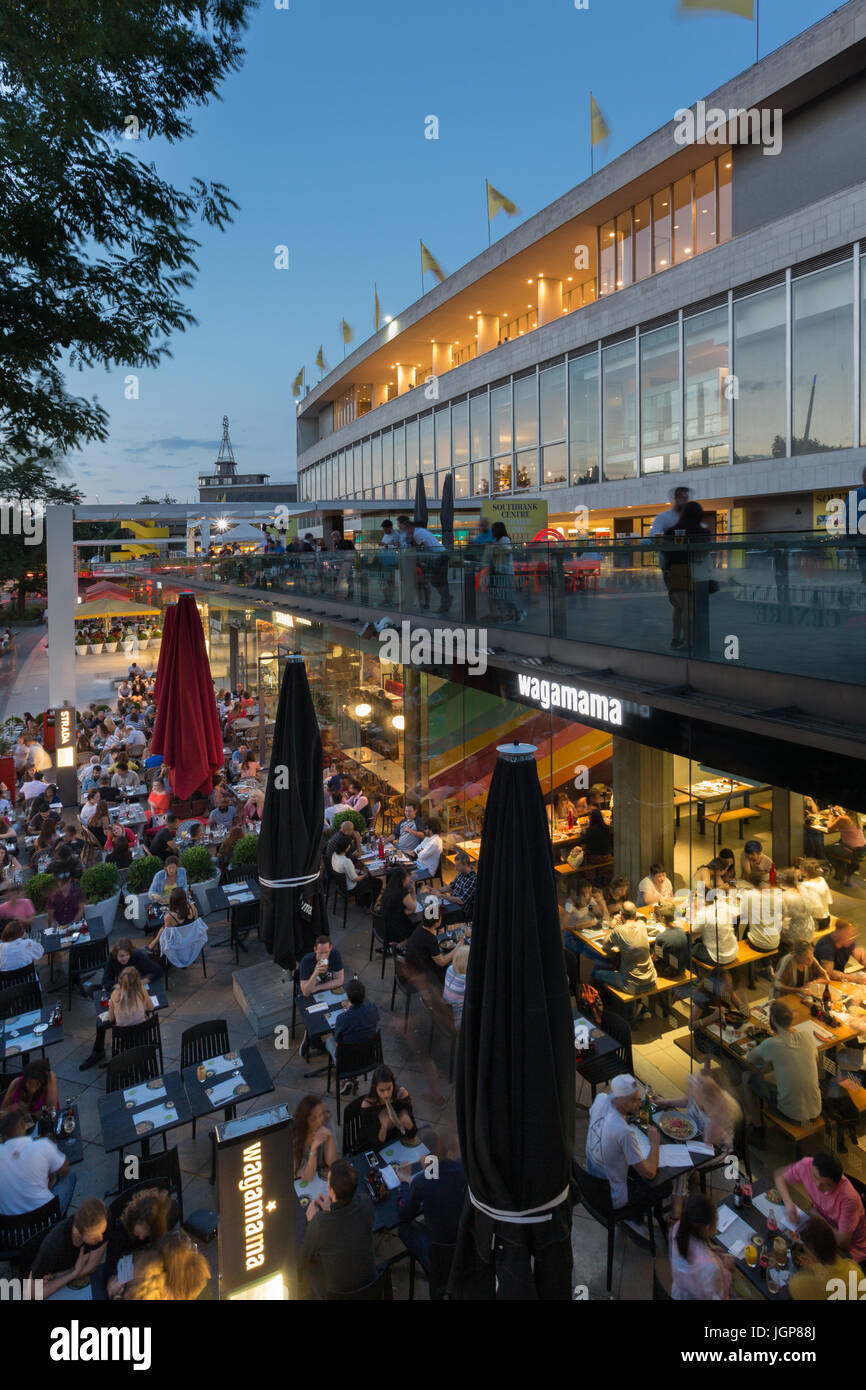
[119,890,151,930]
[84,890,121,935]
[75,646,87,657]
[89,643,104,655]
[122,639,135,655]
[104,642,118,653]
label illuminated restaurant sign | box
[517,673,624,726]
[216,1106,297,1300]
[55,705,75,767]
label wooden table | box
[343,746,405,795]
[674,779,767,837]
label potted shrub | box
[180,843,218,914]
[231,834,260,869]
[137,627,150,650]
[75,632,87,657]
[81,862,121,933]
[104,627,119,653]
[89,632,104,654]
[28,872,58,914]
[332,809,366,837]
[122,854,163,928]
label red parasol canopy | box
[150,594,223,800]
[84,580,131,601]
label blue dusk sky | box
[64,0,836,503]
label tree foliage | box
[0,0,255,465]
[0,454,81,614]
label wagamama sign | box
[517,673,623,726]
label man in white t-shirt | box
[410,817,443,882]
[648,485,693,538]
[20,772,48,802]
[691,894,739,965]
[0,1112,75,1215]
[397,516,451,613]
[586,1074,660,1210]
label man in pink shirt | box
[775,1150,866,1264]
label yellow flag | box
[374,283,380,332]
[590,93,610,146]
[341,318,353,346]
[420,241,445,284]
[487,180,519,222]
[679,0,754,16]
[315,345,326,372]
[291,366,304,398]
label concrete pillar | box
[476,314,500,355]
[431,343,453,375]
[402,665,427,797]
[770,787,799,864]
[537,277,563,327]
[372,383,390,408]
[612,736,675,894]
[46,505,77,711]
[396,364,416,395]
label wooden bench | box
[704,806,760,847]
[597,970,696,1023]
[693,938,778,987]
[755,800,773,814]
[763,1110,825,1158]
[673,793,696,827]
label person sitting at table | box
[208,792,237,834]
[554,790,576,820]
[217,826,245,879]
[443,944,470,1026]
[691,847,737,890]
[110,755,140,792]
[79,786,101,827]
[78,756,102,795]
[0,885,36,930]
[590,904,657,1019]
[1,1058,59,1119]
[80,964,156,1070]
[385,793,427,854]
[772,939,830,1000]
[102,938,162,992]
[30,1196,109,1301]
[298,1159,375,1300]
[435,848,477,926]
[0,918,44,972]
[795,858,833,930]
[814,918,866,983]
[577,806,613,864]
[345,778,372,824]
[775,1150,866,1267]
[32,815,60,867]
[243,787,265,826]
[651,902,691,976]
[147,777,170,818]
[105,829,135,870]
[330,833,379,910]
[656,1066,741,1151]
[603,876,630,912]
[737,879,782,958]
[104,1187,179,1297]
[333,978,380,1048]
[378,866,418,945]
[299,935,345,997]
[238,752,261,783]
[585,1073,661,1211]
[0,1109,75,1217]
[96,773,121,806]
[789,1214,864,1300]
[123,1231,210,1302]
[86,800,112,850]
[148,855,188,902]
[669,1191,733,1301]
[360,1064,418,1148]
[230,742,250,772]
[0,842,22,888]
[824,807,866,885]
[293,1095,339,1180]
[690,892,739,967]
[561,882,609,961]
[58,823,85,861]
[148,888,207,970]
[573,786,603,817]
[149,814,179,861]
[405,901,461,988]
[691,966,748,1072]
[46,868,85,930]
[743,999,822,1140]
[409,816,443,883]
[396,1127,466,1275]
[740,839,774,885]
[636,863,674,908]
[778,867,815,947]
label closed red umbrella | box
[151,594,223,800]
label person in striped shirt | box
[436,850,476,926]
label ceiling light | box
[384,315,392,324]
[392,714,405,730]
[354,703,372,719]
[567,276,573,281]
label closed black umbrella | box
[440,470,455,549]
[259,655,325,970]
[450,742,576,1300]
[413,472,428,529]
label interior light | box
[392,714,405,730]
[354,702,372,719]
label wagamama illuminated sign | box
[517,673,623,726]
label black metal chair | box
[107,1176,172,1225]
[324,1031,383,1124]
[115,1143,219,1244]
[576,1009,633,1106]
[408,1240,457,1301]
[68,937,110,1009]
[0,1196,61,1274]
[289,969,302,1040]
[112,1013,164,1073]
[105,1043,160,1093]
[328,1265,393,1300]
[573,1158,655,1292]
[390,961,420,1023]
[418,992,458,1084]
[341,1096,367,1156]
[0,979,42,1021]
[0,963,39,991]
[369,910,408,979]
[180,1020,231,1139]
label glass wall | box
[792,262,853,454]
[569,351,599,485]
[684,305,729,469]
[640,323,680,474]
[602,338,637,480]
[733,285,786,464]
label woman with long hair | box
[1,1058,59,1117]
[87,800,112,849]
[147,777,170,818]
[0,842,23,888]
[577,806,613,864]
[379,866,417,944]
[149,886,207,970]
[33,815,60,865]
[670,1192,733,1300]
[80,964,155,1071]
[360,1065,417,1150]
[217,825,245,878]
[292,1095,339,1180]
[0,917,42,969]
[105,1187,178,1298]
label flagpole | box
[755,0,759,63]
[486,180,491,249]
[419,239,424,296]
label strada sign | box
[517,673,624,726]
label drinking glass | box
[744,1243,758,1268]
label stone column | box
[402,665,427,798]
[476,315,500,355]
[537,277,563,326]
[396,364,416,395]
[431,343,453,375]
[770,787,799,865]
[612,737,675,894]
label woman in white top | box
[636,863,673,908]
[778,868,815,945]
[690,895,739,965]
[0,920,44,972]
[670,1193,733,1301]
[796,858,833,928]
[739,883,782,953]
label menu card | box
[205,1072,249,1107]
[123,1079,166,1107]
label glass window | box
[634,199,651,282]
[718,154,732,245]
[653,189,672,272]
[862,257,866,446]
[420,413,434,474]
[542,442,568,487]
[616,210,633,290]
[473,460,490,496]
[470,392,489,460]
[733,286,786,463]
[340,450,349,494]
[602,338,637,481]
[491,384,512,453]
[453,465,470,499]
[792,262,853,454]
[673,175,693,265]
[640,323,680,474]
[371,434,382,487]
[515,450,538,491]
[406,417,419,476]
[452,399,469,465]
[513,374,537,448]
[382,429,393,484]
[361,440,371,490]
[494,457,512,492]
[684,304,730,469]
[435,406,450,470]
[569,352,599,484]
[392,424,405,482]
[695,160,717,256]
[600,219,616,296]
[540,363,566,442]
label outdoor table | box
[182,1043,274,1183]
[37,920,106,957]
[297,987,347,1043]
[109,803,146,828]
[346,1137,431,1233]
[713,1177,810,1300]
[0,1003,63,1064]
[359,849,412,877]
[573,1009,619,1063]
[97,1068,191,1157]
[28,1103,85,1166]
[208,879,260,963]
[91,982,168,1016]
